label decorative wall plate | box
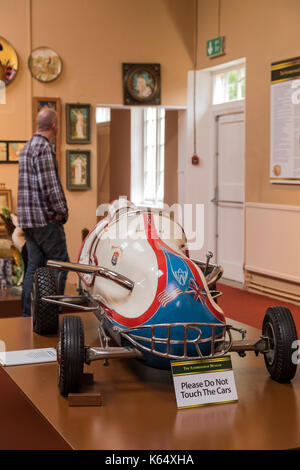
[0,37,18,85]
[28,47,62,83]
[123,63,161,105]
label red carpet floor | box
[217,282,300,335]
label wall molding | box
[244,265,300,284]
[245,201,300,213]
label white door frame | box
[178,62,246,263]
[210,100,245,278]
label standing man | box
[18,107,69,317]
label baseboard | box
[218,278,244,290]
[245,270,300,305]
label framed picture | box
[0,142,8,162]
[66,150,91,190]
[8,141,26,162]
[122,63,161,105]
[28,47,62,83]
[66,103,91,144]
[0,187,12,234]
[33,97,61,171]
[0,141,27,163]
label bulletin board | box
[270,56,300,184]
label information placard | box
[270,57,300,184]
[0,347,57,366]
[171,356,238,409]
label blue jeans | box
[22,220,69,316]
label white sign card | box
[0,347,57,366]
[171,356,238,409]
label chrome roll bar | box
[47,260,134,291]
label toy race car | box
[31,200,298,396]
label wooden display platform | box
[0,287,22,318]
[68,373,102,406]
[0,282,79,319]
[0,312,300,450]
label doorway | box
[214,111,245,282]
[96,106,180,210]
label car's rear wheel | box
[262,306,298,382]
[31,267,59,335]
[58,315,85,396]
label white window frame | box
[96,107,111,123]
[143,107,165,206]
[131,107,165,208]
[212,64,245,105]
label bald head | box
[36,107,58,132]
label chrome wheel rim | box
[264,321,276,366]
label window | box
[96,107,111,123]
[131,107,166,208]
[143,108,165,206]
[213,66,245,105]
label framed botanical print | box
[66,150,91,190]
[66,103,91,144]
[8,141,26,162]
[122,63,161,105]
[32,97,61,171]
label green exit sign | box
[206,36,225,58]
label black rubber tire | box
[58,315,85,396]
[31,267,59,335]
[262,306,298,383]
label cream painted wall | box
[189,0,300,296]
[196,0,300,206]
[0,0,32,212]
[0,0,193,265]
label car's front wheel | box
[58,315,85,396]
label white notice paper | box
[171,356,238,409]
[0,348,57,366]
[270,58,300,184]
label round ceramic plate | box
[28,46,62,83]
[0,37,18,86]
[127,67,158,102]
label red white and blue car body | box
[76,200,226,367]
[34,199,298,395]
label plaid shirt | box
[17,134,68,228]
